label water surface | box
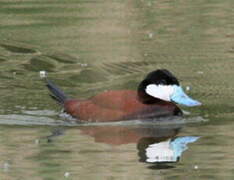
[0,0,234,179]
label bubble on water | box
[148,32,153,38]
[64,172,70,178]
[3,162,10,172]
[35,139,40,144]
[79,63,88,67]
[186,86,191,91]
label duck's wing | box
[90,90,140,111]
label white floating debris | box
[64,172,70,178]
[197,71,204,74]
[148,32,153,38]
[39,70,47,79]
[186,86,191,91]
[79,63,88,67]
[194,165,198,169]
[3,162,10,172]
[35,139,40,144]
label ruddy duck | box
[46,69,201,122]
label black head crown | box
[144,69,179,86]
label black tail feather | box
[49,94,63,105]
[46,80,68,104]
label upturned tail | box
[46,80,68,105]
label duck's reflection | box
[79,125,180,145]
[47,123,199,165]
[79,124,199,164]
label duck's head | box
[138,69,201,106]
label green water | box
[0,0,234,179]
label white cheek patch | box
[145,84,174,101]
